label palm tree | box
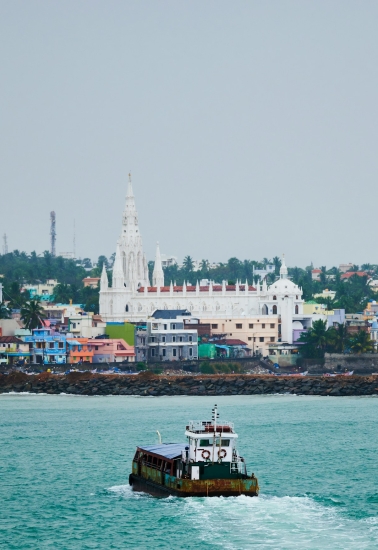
[0,301,10,319]
[349,330,374,354]
[53,283,72,303]
[182,256,194,272]
[200,259,209,275]
[327,323,349,353]
[21,299,47,330]
[272,256,281,275]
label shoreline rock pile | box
[1,372,378,397]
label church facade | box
[99,177,304,345]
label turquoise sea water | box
[1,394,378,549]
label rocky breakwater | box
[1,371,378,397]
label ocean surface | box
[1,394,378,549]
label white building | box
[100,178,305,346]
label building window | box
[270,337,275,342]
[273,305,277,314]
[249,323,253,329]
[161,336,166,343]
[150,337,155,343]
[151,349,155,357]
[173,348,177,357]
[248,337,252,341]
[59,342,64,349]
[262,324,265,329]
[259,337,264,342]
[163,324,167,330]
[172,336,176,343]
[295,305,299,314]
[273,295,277,300]
[189,335,193,342]
[211,324,218,329]
[189,348,193,356]
[171,324,176,330]
[49,343,54,349]
[236,323,242,329]
[162,349,166,357]
[270,324,275,329]
[179,336,183,342]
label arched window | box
[273,295,277,301]
[125,304,129,312]
[295,305,299,314]
[262,304,268,315]
[273,305,277,314]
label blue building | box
[24,328,67,364]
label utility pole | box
[50,212,56,256]
[2,233,8,255]
[73,219,76,259]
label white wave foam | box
[182,494,378,549]
[108,484,148,499]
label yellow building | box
[199,316,279,356]
[303,301,334,316]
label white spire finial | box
[280,254,288,279]
[152,241,164,288]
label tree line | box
[299,320,375,359]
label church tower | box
[117,174,149,292]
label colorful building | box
[91,339,135,363]
[66,338,94,364]
[23,328,67,364]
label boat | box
[129,404,259,497]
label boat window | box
[199,439,212,446]
[215,439,230,446]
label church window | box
[273,296,277,300]
[295,305,299,314]
[262,304,268,315]
[125,304,129,312]
[273,305,277,314]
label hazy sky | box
[1,1,377,269]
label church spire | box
[152,242,165,288]
[112,244,124,289]
[100,263,108,290]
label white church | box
[99,176,306,346]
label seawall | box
[1,372,378,397]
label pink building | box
[91,339,135,364]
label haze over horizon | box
[1,1,377,269]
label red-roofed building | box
[341,271,368,280]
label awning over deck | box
[138,443,186,460]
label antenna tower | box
[73,219,76,259]
[50,211,56,256]
[2,233,8,255]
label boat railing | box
[186,420,234,433]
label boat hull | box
[129,473,259,498]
